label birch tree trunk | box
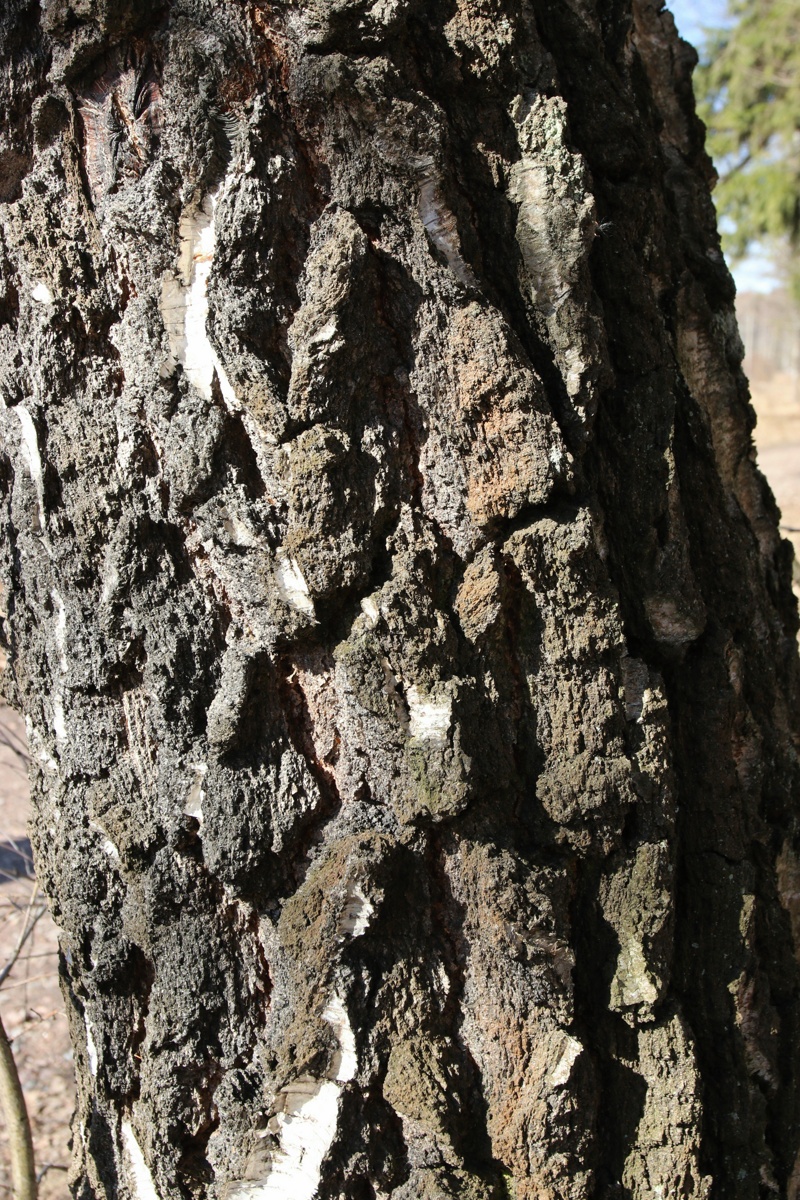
[2,1,800,1197]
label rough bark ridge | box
[1,1,800,1197]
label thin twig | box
[0,974,58,992]
[12,1008,63,1024]
[0,703,30,751]
[36,1165,67,1183]
[0,832,33,867]
[0,716,30,767]
[0,873,34,889]
[0,887,46,989]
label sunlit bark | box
[1,1,800,1197]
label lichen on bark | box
[1,0,800,1197]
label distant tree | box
[696,0,800,295]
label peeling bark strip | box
[1,0,800,1197]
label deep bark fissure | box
[2,0,800,1197]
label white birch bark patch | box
[121,1121,162,1200]
[160,190,238,410]
[274,552,315,617]
[406,685,452,747]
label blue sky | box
[667,0,728,48]
[667,0,780,292]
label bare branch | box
[0,973,57,992]
[0,887,47,989]
[0,1009,36,1200]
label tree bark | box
[1,1,800,1197]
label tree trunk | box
[2,1,800,1197]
